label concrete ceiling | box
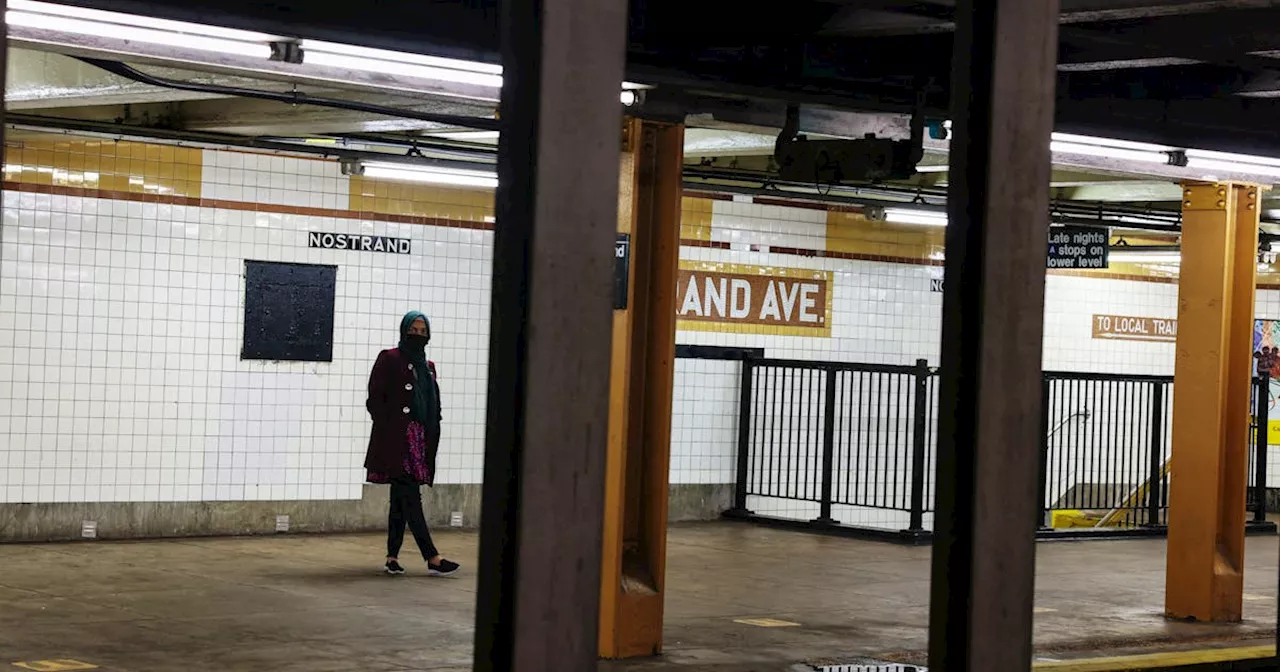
[0,46,1207,212]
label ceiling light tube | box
[302,50,504,88]
[1050,140,1170,164]
[302,39,645,96]
[362,162,497,189]
[1185,148,1280,168]
[1185,156,1280,180]
[300,39,503,75]
[7,0,275,58]
[884,207,947,227]
[1108,251,1181,264]
[1050,133,1174,153]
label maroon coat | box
[364,348,442,486]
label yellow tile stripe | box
[349,175,493,223]
[5,138,202,198]
[1032,645,1274,671]
[826,209,945,262]
[681,196,713,241]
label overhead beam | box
[822,0,1280,37]
[928,0,1058,669]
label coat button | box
[405,383,413,390]
[402,406,410,414]
[408,364,414,370]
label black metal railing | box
[726,357,1274,541]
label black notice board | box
[242,260,338,362]
[614,234,631,310]
[1047,226,1109,270]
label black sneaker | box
[428,559,460,577]
[385,560,406,575]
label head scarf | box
[398,311,440,430]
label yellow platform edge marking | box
[732,617,801,628]
[1032,645,1274,671]
[12,661,99,672]
[1034,607,1058,613]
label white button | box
[408,364,414,370]
[405,383,413,390]
[402,407,410,414]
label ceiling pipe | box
[3,114,1232,233]
[4,113,495,173]
[76,57,502,132]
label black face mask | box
[404,334,429,352]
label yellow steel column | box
[599,119,683,658]
[1166,182,1261,622]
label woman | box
[365,311,459,576]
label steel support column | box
[599,118,684,659]
[472,0,629,668]
[927,0,1059,670]
[1165,182,1261,623]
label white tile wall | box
[4,162,1277,510]
[0,151,491,504]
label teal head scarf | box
[398,311,440,429]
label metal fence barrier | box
[723,356,1276,542]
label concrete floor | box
[0,523,1277,671]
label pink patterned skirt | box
[367,421,432,484]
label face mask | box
[404,334,429,351]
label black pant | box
[387,479,439,561]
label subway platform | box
[0,523,1275,672]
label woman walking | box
[365,311,459,576]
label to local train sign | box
[1092,314,1177,343]
[676,262,832,337]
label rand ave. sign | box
[676,262,832,337]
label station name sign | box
[1048,226,1109,269]
[1092,314,1177,343]
[308,232,411,254]
[676,263,832,337]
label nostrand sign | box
[676,262,832,337]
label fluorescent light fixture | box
[1050,140,1170,164]
[1184,150,1280,180]
[884,207,947,227]
[362,162,497,189]
[301,39,502,75]
[913,165,949,173]
[5,2,643,101]
[1110,214,1178,226]
[1050,133,1173,153]
[7,0,275,58]
[1185,148,1280,168]
[302,39,504,88]
[1109,251,1181,264]
[302,38,643,99]
[426,130,501,142]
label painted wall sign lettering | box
[930,278,944,293]
[676,262,832,337]
[1048,226,1109,269]
[614,234,631,310]
[308,231,411,254]
[1091,314,1177,342]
